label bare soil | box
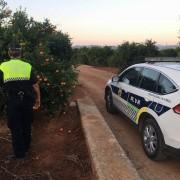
[92,66,119,74]
[0,88,93,180]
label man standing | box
[0,44,40,159]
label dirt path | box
[78,65,180,180]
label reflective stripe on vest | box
[0,59,32,83]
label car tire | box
[105,90,116,114]
[141,117,166,160]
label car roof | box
[131,62,180,87]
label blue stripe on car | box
[111,85,170,116]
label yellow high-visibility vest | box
[0,59,32,83]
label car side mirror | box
[112,75,119,82]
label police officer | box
[0,43,40,159]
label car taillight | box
[173,104,180,114]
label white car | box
[105,58,180,160]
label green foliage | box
[0,0,11,59]
[72,46,114,66]
[160,48,178,57]
[72,47,89,65]
[0,0,11,26]
[73,40,160,69]
[48,32,72,61]
[0,2,77,115]
[176,47,180,57]
[144,39,159,57]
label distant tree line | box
[72,40,180,69]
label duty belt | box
[17,91,25,101]
[8,90,25,101]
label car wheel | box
[105,90,116,114]
[141,118,166,160]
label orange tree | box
[0,5,78,115]
[27,41,78,114]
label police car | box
[105,57,180,160]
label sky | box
[6,0,180,46]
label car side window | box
[157,74,176,94]
[119,67,142,87]
[140,68,160,92]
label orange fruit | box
[36,75,40,79]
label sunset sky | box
[6,0,180,46]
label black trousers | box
[7,97,33,158]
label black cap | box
[8,42,22,58]
[8,42,21,51]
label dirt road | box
[78,65,180,180]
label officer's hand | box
[33,99,40,110]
